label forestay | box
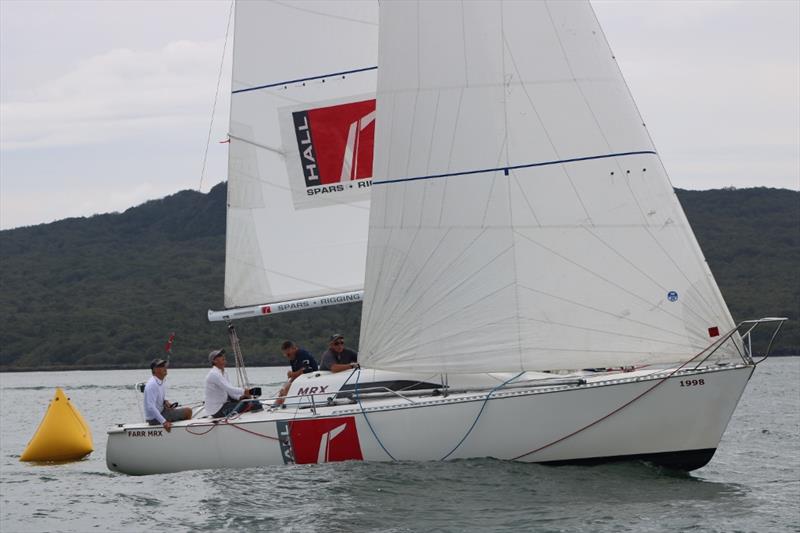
[223,1,377,310]
[359,0,740,373]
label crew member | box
[144,359,191,432]
[274,340,318,406]
[319,334,358,373]
[204,349,257,418]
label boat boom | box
[207,290,364,322]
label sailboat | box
[106,0,785,476]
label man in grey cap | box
[204,349,257,418]
[320,334,358,373]
[143,359,192,432]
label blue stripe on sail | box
[372,150,658,185]
[232,66,378,94]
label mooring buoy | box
[20,388,93,462]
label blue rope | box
[354,368,397,461]
[439,372,524,461]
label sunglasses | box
[333,340,344,346]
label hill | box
[0,184,797,371]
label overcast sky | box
[1,0,798,230]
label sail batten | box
[359,0,738,373]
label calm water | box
[1,358,798,533]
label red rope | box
[225,421,280,441]
[182,418,279,441]
[184,422,217,436]
[509,332,736,461]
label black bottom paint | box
[539,448,717,472]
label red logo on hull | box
[289,416,363,464]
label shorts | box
[147,406,190,425]
[162,406,190,422]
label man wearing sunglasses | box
[320,334,358,373]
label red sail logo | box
[288,416,363,464]
[292,99,376,187]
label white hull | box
[107,364,752,475]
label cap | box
[208,349,225,364]
[329,334,344,343]
[150,358,167,370]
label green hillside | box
[0,184,796,371]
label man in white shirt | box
[144,359,192,432]
[204,349,257,418]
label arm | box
[287,368,304,380]
[328,349,357,373]
[329,362,358,373]
[209,370,247,399]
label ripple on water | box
[1,359,798,533]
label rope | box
[185,421,218,436]
[227,324,250,388]
[198,0,234,192]
[508,335,731,461]
[354,368,397,461]
[439,372,524,461]
[183,417,279,441]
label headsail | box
[217,1,378,319]
[359,0,740,372]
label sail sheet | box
[359,0,739,373]
[224,1,377,308]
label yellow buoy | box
[20,387,93,462]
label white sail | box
[359,0,739,373]
[224,1,377,309]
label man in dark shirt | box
[282,340,318,378]
[274,340,318,406]
[320,334,358,373]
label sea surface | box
[1,358,798,533]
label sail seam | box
[367,228,422,343]
[272,1,378,26]
[499,1,524,371]
[367,229,450,347]
[418,280,517,340]
[373,150,657,185]
[383,245,515,358]
[370,229,493,357]
[580,226,715,328]
[643,225,722,323]
[232,66,378,94]
[514,230,692,327]
[230,259,350,294]
[517,284,689,342]
[518,316,699,349]
[542,1,595,225]
[438,88,465,226]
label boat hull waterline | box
[106,364,752,475]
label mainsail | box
[359,0,740,373]
[215,1,378,320]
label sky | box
[1,0,798,230]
